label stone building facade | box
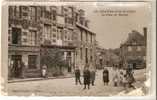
[120,28,147,69]
[8,6,96,78]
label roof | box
[41,44,76,49]
[76,22,96,35]
[121,30,146,46]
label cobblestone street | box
[8,69,146,96]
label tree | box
[40,47,69,76]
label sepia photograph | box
[0,1,154,97]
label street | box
[8,68,146,96]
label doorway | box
[11,55,22,78]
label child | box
[113,74,118,87]
[119,71,124,86]
[123,74,128,88]
[42,64,47,78]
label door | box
[133,63,136,69]
[11,55,22,78]
[67,52,72,72]
[28,55,37,69]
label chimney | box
[143,27,147,46]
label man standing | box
[83,66,90,89]
[90,68,96,86]
[75,67,82,85]
[20,61,26,78]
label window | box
[30,7,36,21]
[52,10,56,20]
[80,17,84,25]
[128,46,132,51]
[12,28,21,45]
[8,30,11,44]
[137,46,141,51]
[53,34,56,38]
[90,34,92,43]
[143,56,146,61]
[85,48,88,63]
[21,6,29,18]
[85,21,88,27]
[68,29,72,41]
[80,48,83,59]
[75,13,78,22]
[22,32,27,45]
[64,30,67,40]
[53,28,56,32]
[44,24,51,40]
[53,39,56,43]
[29,30,37,46]
[9,6,14,18]
[14,6,21,18]
[80,30,83,41]
[57,28,63,40]
[28,55,37,69]
[86,32,88,42]
[44,11,51,19]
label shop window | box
[28,55,37,69]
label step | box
[24,69,41,78]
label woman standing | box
[103,68,109,85]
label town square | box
[6,3,149,96]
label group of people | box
[75,65,136,90]
[111,67,135,89]
[75,66,96,89]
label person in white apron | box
[42,64,47,78]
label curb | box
[8,75,75,83]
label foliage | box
[40,47,69,69]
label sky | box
[77,2,151,49]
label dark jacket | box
[103,69,109,82]
[75,69,81,78]
[90,71,95,81]
[83,69,90,85]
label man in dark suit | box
[75,67,82,85]
[83,66,90,89]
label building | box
[95,47,121,69]
[120,28,147,69]
[74,9,96,71]
[8,6,42,78]
[8,6,96,78]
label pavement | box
[7,68,146,96]
[8,74,75,83]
